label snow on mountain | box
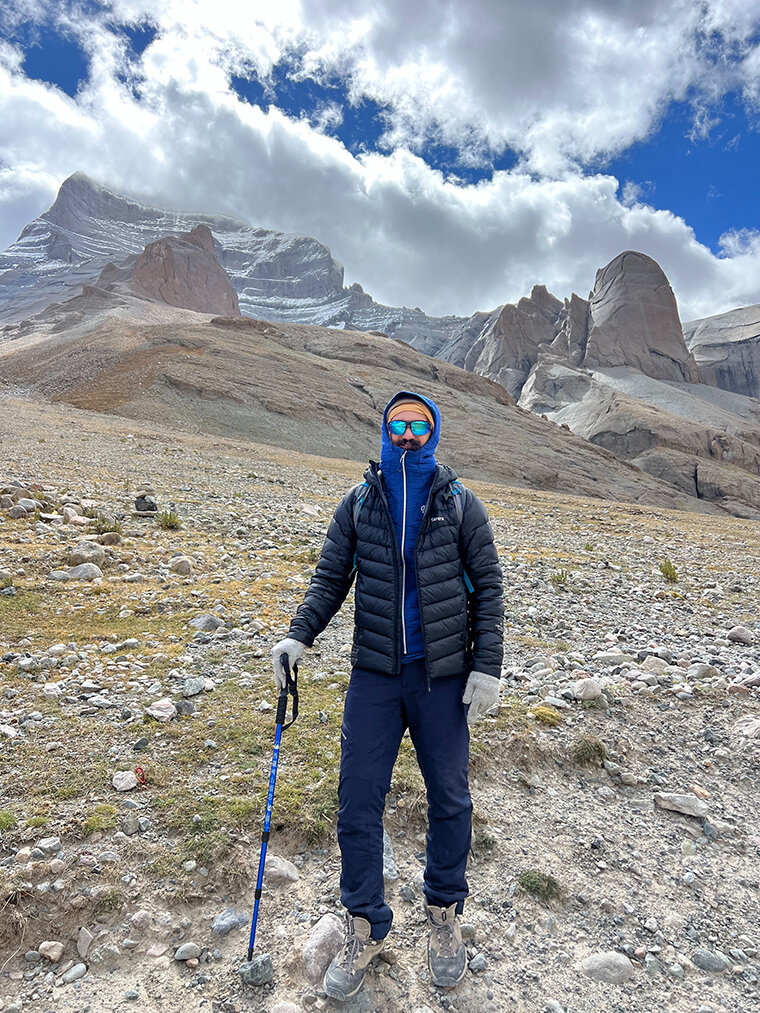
[0,173,463,348]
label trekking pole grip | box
[277,655,299,729]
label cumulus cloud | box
[0,0,760,322]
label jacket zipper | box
[414,472,441,691]
[400,451,408,656]
[373,469,403,674]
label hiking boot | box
[426,901,467,987]
[323,914,384,1001]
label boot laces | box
[434,921,458,957]
[337,927,364,971]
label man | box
[272,391,503,1001]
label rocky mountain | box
[0,289,716,513]
[3,174,760,517]
[438,252,760,518]
[0,172,462,347]
[684,303,760,399]
[440,253,701,395]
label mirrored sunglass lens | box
[410,421,431,435]
[389,421,407,434]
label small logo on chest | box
[430,516,446,522]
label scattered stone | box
[734,716,760,739]
[727,626,754,645]
[578,951,634,984]
[112,770,139,792]
[189,613,225,632]
[39,940,65,962]
[302,913,344,982]
[67,563,103,581]
[68,543,105,567]
[77,927,95,959]
[237,953,274,986]
[182,676,206,698]
[170,555,194,575]
[174,942,202,961]
[573,676,602,700]
[691,949,731,973]
[61,962,88,983]
[122,813,140,835]
[146,698,177,722]
[211,908,249,937]
[265,854,300,883]
[131,910,151,932]
[383,828,399,882]
[36,836,62,855]
[654,792,709,818]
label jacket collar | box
[365,461,458,495]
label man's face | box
[388,409,433,451]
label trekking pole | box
[247,655,299,960]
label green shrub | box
[0,810,17,836]
[531,705,562,727]
[82,803,118,835]
[94,516,123,536]
[659,559,678,583]
[517,869,562,902]
[572,733,607,766]
[157,510,182,531]
[550,568,569,589]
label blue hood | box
[379,390,440,476]
[378,391,441,663]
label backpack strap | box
[352,481,369,530]
[449,480,474,592]
[351,482,369,570]
[450,479,465,528]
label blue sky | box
[1,1,760,320]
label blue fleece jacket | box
[379,391,441,662]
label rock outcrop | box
[584,252,700,382]
[684,303,760,399]
[128,225,239,315]
[442,252,700,396]
[439,286,562,399]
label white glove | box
[271,637,305,690]
[462,671,500,724]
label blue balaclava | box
[379,391,441,661]
[379,390,441,479]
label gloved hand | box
[462,671,500,724]
[271,637,305,690]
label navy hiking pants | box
[337,658,472,940]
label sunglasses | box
[388,419,432,436]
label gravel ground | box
[0,392,758,1013]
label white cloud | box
[1,0,760,324]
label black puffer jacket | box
[289,461,504,681]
